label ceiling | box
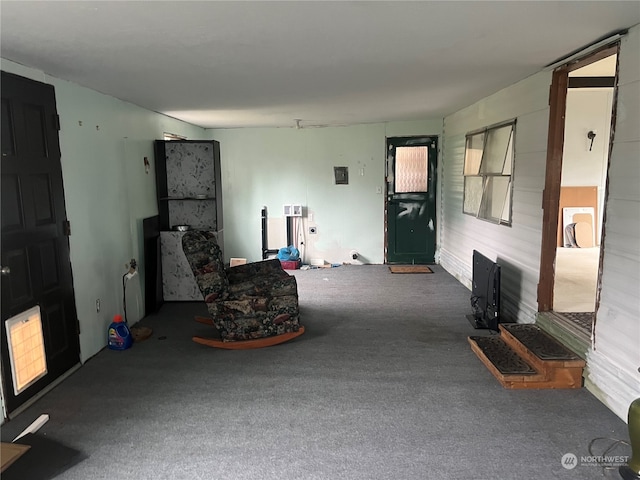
[1,1,638,129]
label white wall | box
[562,89,614,187]
[440,72,550,324]
[210,120,442,265]
[0,59,207,363]
[584,26,640,420]
[439,25,640,420]
[562,88,614,243]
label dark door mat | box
[558,312,594,331]
[2,433,87,480]
[469,336,538,375]
[1,442,30,472]
[501,324,580,360]
[389,265,433,273]
[131,325,153,342]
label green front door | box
[386,136,437,264]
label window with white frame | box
[463,120,515,225]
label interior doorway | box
[553,54,617,315]
[538,44,619,336]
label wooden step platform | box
[468,323,585,389]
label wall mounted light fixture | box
[587,130,597,151]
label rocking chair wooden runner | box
[181,231,304,349]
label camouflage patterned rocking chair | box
[181,231,304,349]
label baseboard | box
[7,363,82,420]
[584,349,640,422]
[438,248,472,290]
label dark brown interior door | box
[1,71,80,414]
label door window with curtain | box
[463,120,516,225]
[394,146,429,193]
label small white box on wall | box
[283,204,303,217]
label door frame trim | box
[384,136,438,264]
[537,43,620,313]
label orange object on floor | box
[193,327,305,350]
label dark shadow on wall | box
[496,256,523,323]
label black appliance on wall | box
[467,250,501,331]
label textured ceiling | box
[1,1,638,129]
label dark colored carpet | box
[0,265,629,480]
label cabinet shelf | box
[148,139,223,306]
[154,139,222,233]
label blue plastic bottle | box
[108,314,133,350]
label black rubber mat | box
[469,336,538,375]
[559,312,593,332]
[2,433,86,480]
[501,324,580,361]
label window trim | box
[462,119,516,226]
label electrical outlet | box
[96,299,101,313]
[126,258,138,278]
[309,226,317,234]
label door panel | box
[43,302,70,357]
[4,248,33,305]
[1,71,80,414]
[388,194,430,252]
[1,175,23,229]
[386,137,437,264]
[32,174,56,224]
